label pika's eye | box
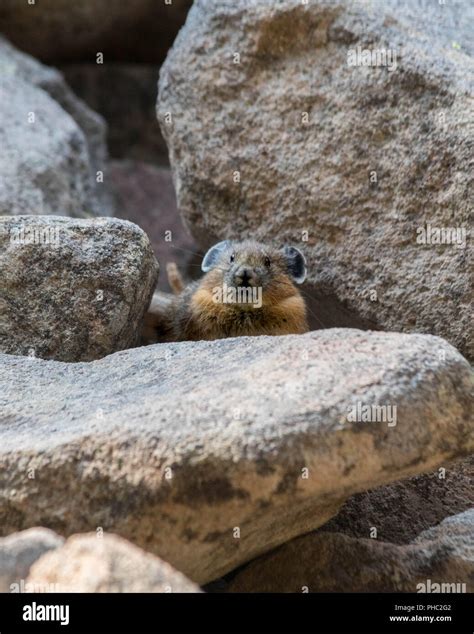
[264,256,271,267]
[230,253,235,263]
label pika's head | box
[200,240,307,306]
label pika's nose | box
[235,267,254,286]
[241,269,251,285]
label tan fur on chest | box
[189,286,308,339]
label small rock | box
[0,528,64,593]
[0,215,159,361]
[27,533,200,593]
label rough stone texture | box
[0,329,472,584]
[0,528,64,593]
[321,455,474,544]
[27,533,200,593]
[110,161,200,293]
[0,0,192,64]
[61,64,169,164]
[228,510,474,593]
[158,0,474,360]
[0,216,159,361]
[414,508,474,553]
[0,37,112,218]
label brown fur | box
[141,241,308,344]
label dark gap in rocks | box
[302,286,379,332]
[109,160,201,295]
[60,63,169,165]
[318,455,474,545]
[0,0,193,65]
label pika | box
[142,240,309,343]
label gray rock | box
[0,215,159,361]
[228,510,474,593]
[0,528,64,593]
[158,0,474,359]
[0,329,472,584]
[27,533,201,593]
[0,37,112,218]
[382,0,474,57]
[415,507,474,558]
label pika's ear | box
[282,246,307,284]
[201,240,232,272]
